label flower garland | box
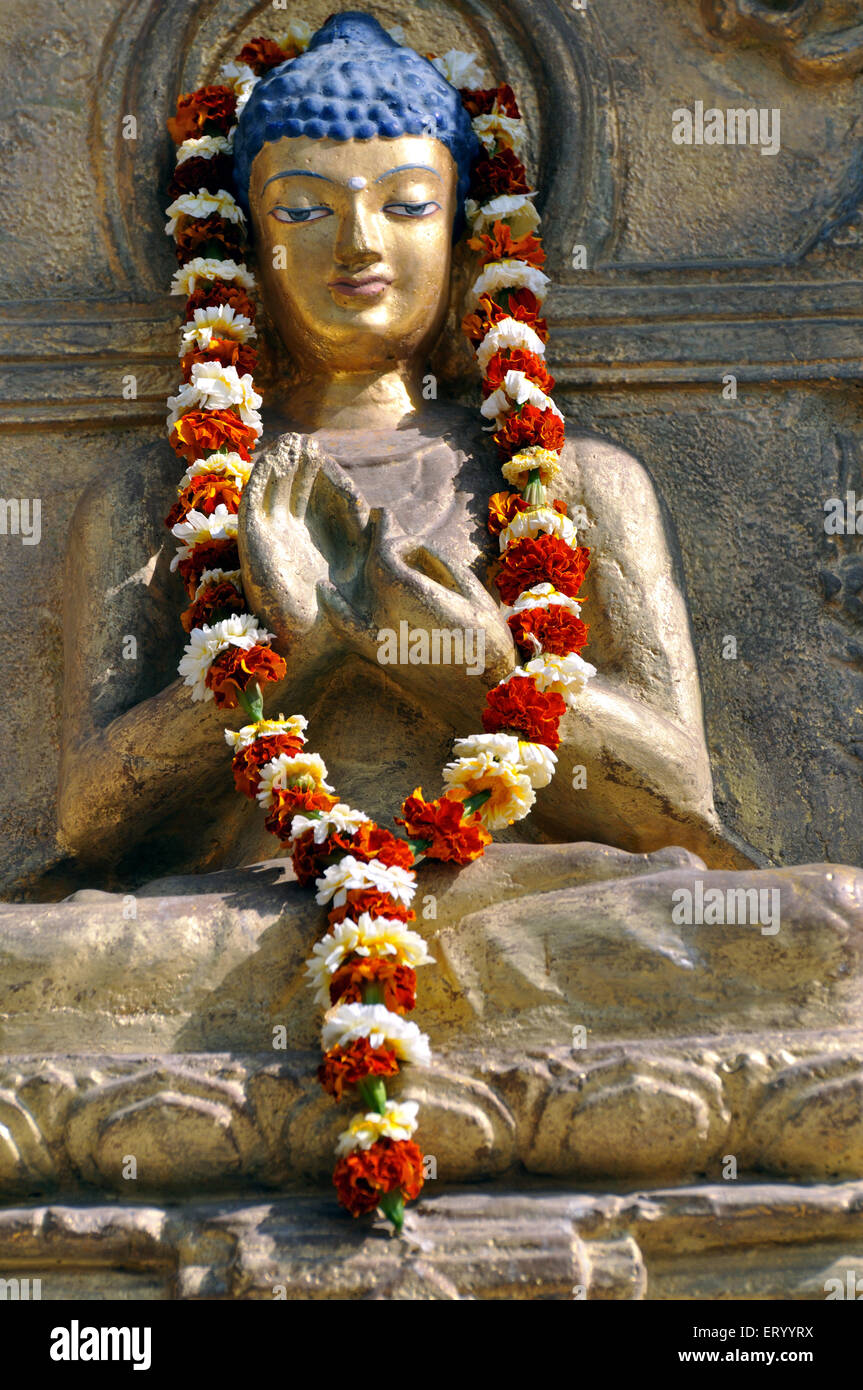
[163,30,595,1232]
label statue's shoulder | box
[559,425,664,517]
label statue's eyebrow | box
[262,169,337,190]
[374,164,441,183]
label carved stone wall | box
[1,0,862,895]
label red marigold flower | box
[333,1138,425,1218]
[460,84,520,119]
[185,284,257,323]
[395,787,492,863]
[236,36,296,73]
[167,154,235,200]
[204,643,286,710]
[180,340,258,383]
[167,86,237,144]
[494,403,566,459]
[462,290,548,349]
[496,532,590,605]
[175,214,245,265]
[165,472,244,529]
[291,826,331,887]
[231,734,304,800]
[318,1038,400,1101]
[469,147,530,202]
[338,823,415,872]
[469,220,546,269]
[175,538,240,597]
[327,890,415,928]
[181,577,246,633]
[508,606,589,658]
[169,408,255,465]
[482,675,567,749]
[487,490,528,536]
[483,349,554,398]
[329,958,417,1014]
[264,786,338,842]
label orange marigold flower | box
[264,786,338,842]
[483,348,554,397]
[175,538,240,597]
[340,823,415,872]
[460,84,520,119]
[168,154,236,200]
[469,220,546,269]
[327,890,415,928]
[508,606,589,658]
[185,284,257,323]
[180,340,258,383]
[330,958,417,1014]
[291,826,331,886]
[462,290,548,348]
[333,1137,425,1218]
[487,490,528,536]
[236,36,296,73]
[318,1038,400,1101]
[165,472,244,528]
[470,147,530,202]
[169,408,255,465]
[204,643,286,710]
[181,577,246,633]
[494,403,566,459]
[175,214,245,265]
[482,675,567,749]
[395,787,492,863]
[496,533,590,605]
[232,734,304,800]
[167,85,237,144]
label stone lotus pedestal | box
[1,841,862,1299]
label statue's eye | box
[383,201,441,219]
[270,206,332,224]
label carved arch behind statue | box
[90,0,620,298]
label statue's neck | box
[278,363,426,431]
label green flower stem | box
[237,681,263,723]
[463,788,493,817]
[379,1190,405,1233]
[523,466,546,508]
[357,1074,387,1114]
[201,239,228,259]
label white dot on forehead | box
[346,176,367,190]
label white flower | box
[179,305,256,353]
[223,714,308,754]
[469,259,550,306]
[290,803,369,845]
[175,134,234,167]
[465,192,540,239]
[305,915,434,1005]
[335,1099,420,1156]
[499,506,576,553]
[504,582,583,619]
[314,856,416,909]
[169,504,238,569]
[165,189,246,238]
[278,19,312,52]
[500,447,562,489]
[218,61,258,115]
[510,652,597,707]
[255,752,332,810]
[442,753,535,830]
[481,371,563,427]
[167,363,262,434]
[475,316,546,374]
[170,257,256,297]
[471,111,527,157]
[179,452,253,491]
[322,1002,431,1067]
[452,732,557,789]
[178,613,272,701]
[431,49,487,89]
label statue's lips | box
[328,275,393,299]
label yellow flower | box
[442,752,535,830]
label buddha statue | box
[54,12,755,894]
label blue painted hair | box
[233,11,479,238]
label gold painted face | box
[248,134,458,375]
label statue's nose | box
[334,202,382,268]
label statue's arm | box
[56,471,237,864]
[531,434,744,867]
